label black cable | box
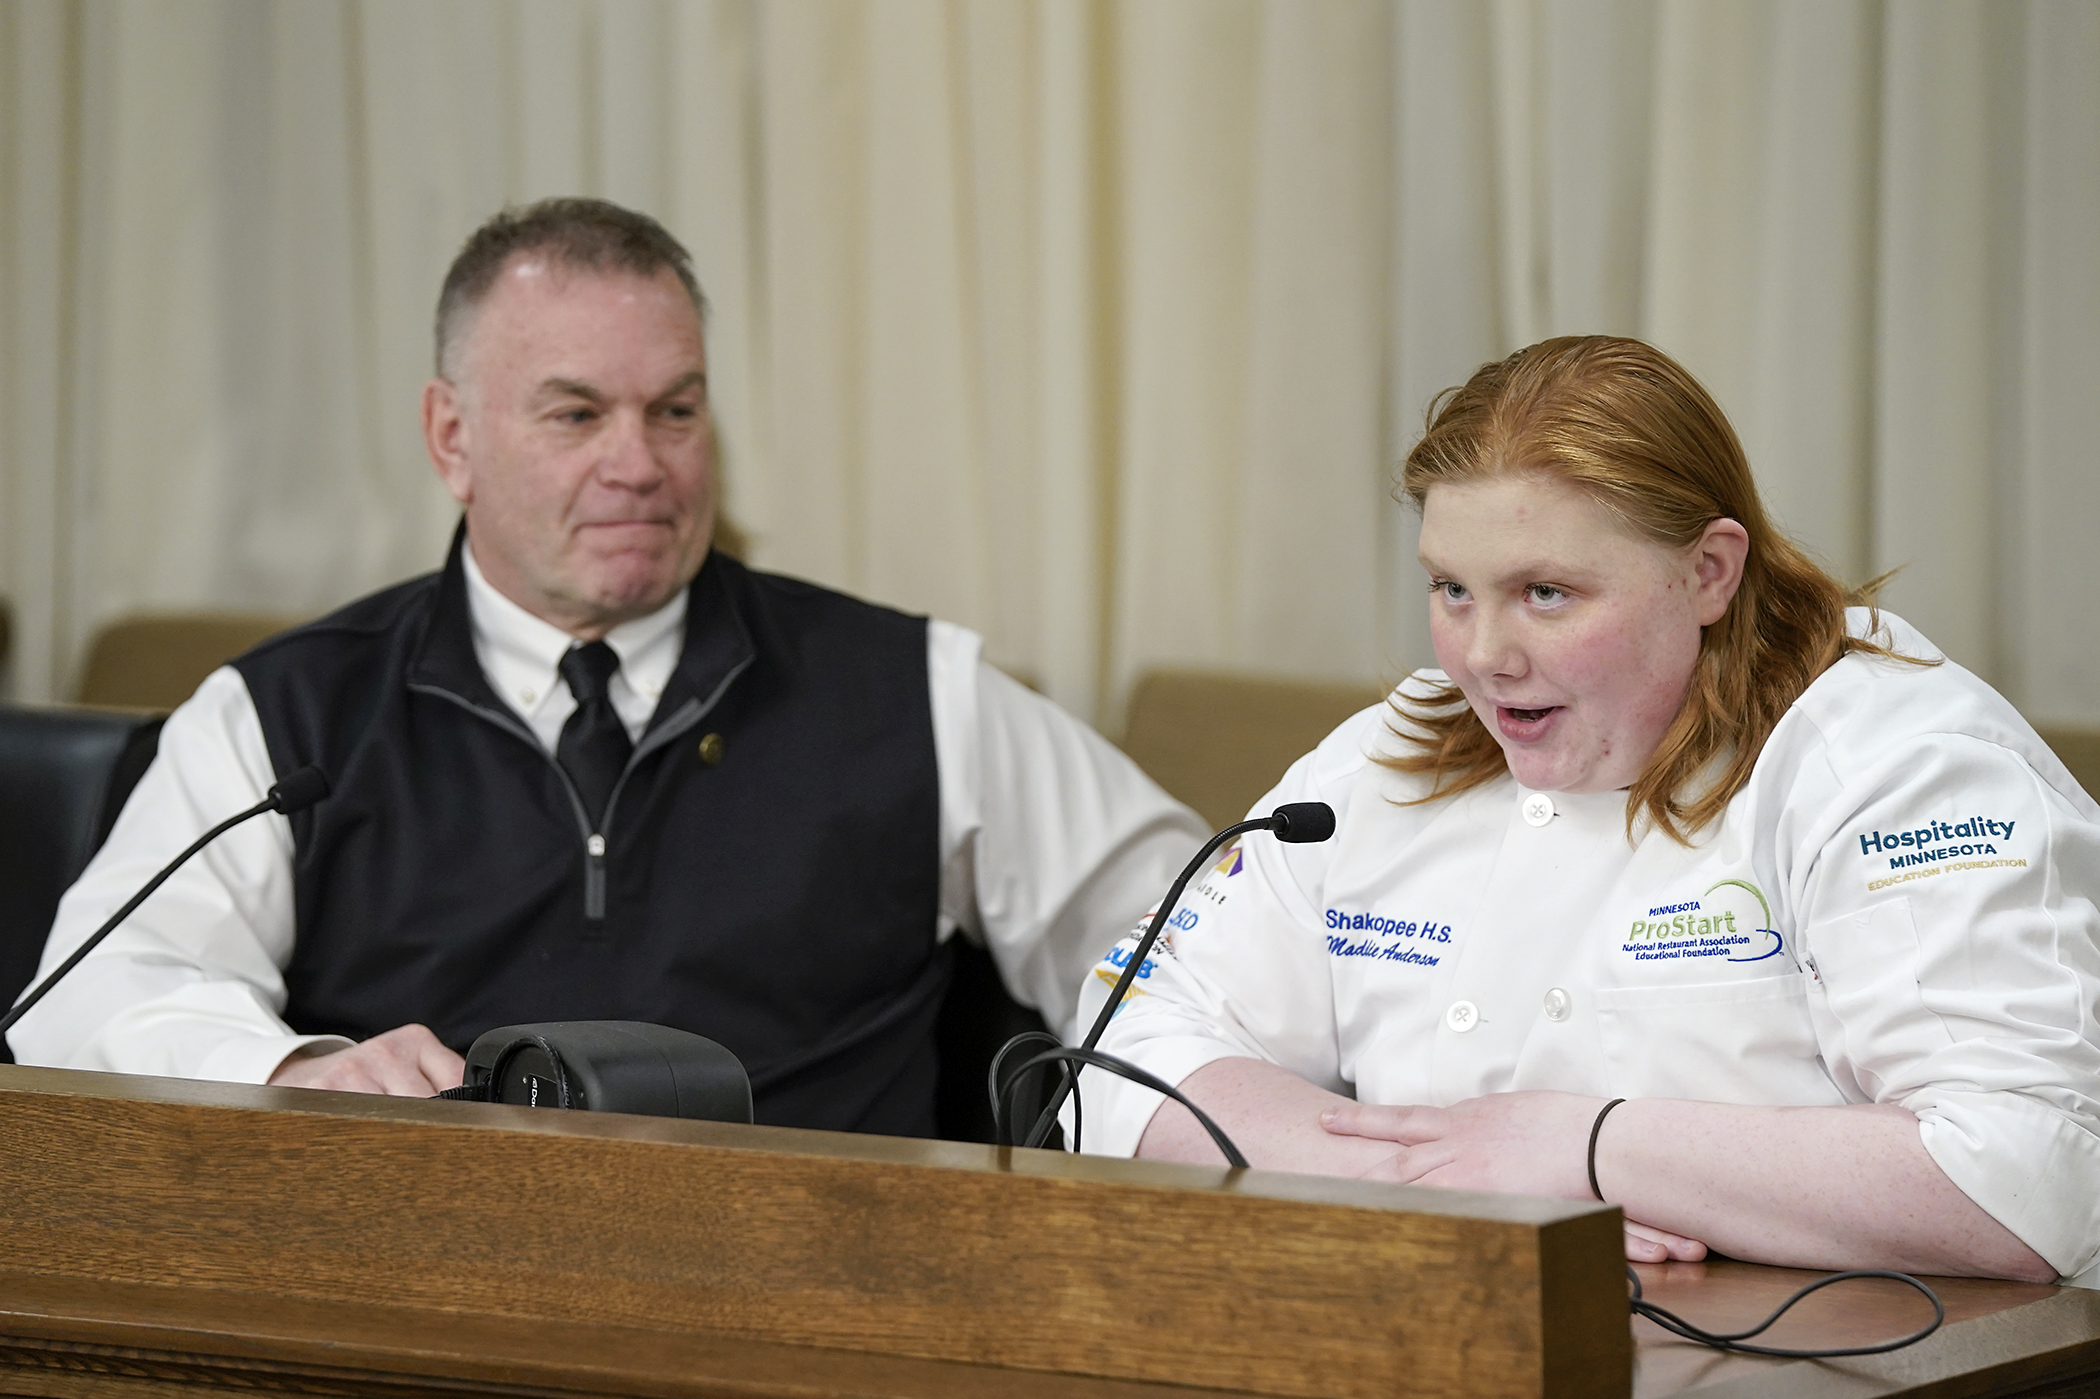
[1627,1264,1943,1358]
[988,1030,1063,1146]
[1002,1046,1248,1168]
[990,1032,1089,1150]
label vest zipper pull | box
[585,832,607,922]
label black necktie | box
[557,641,632,829]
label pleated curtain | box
[3,0,2095,729]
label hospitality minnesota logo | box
[1621,879,1783,964]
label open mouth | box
[1494,704,1563,740]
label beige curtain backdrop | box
[2,0,2095,730]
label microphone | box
[1003,801,1337,1152]
[0,764,331,1038]
[1268,800,1336,844]
[269,764,332,815]
[436,1020,753,1122]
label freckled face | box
[1417,474,1725,794]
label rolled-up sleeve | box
[1802,734,2100,1280]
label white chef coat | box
[1078,610,2100,1285]
[11,545,1206,1082]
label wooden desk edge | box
[0,1064,1612,1226]
[0,1065,1630,1399]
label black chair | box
[0,703,164,1062]
[933,938,1064,1145]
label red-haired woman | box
[1080,337,2099,1285]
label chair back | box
[0,704,164,1060]
[2037,728,2100,805]
[1120,668,1387,830]
[76,613,304,710]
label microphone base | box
[451,1021,753,1123]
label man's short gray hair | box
[434,197,707,378]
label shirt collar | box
[461,540,689,724]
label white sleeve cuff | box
[1917,1088,2100,1281]
[197,1032,355,1086]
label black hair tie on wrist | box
[1588,1097,1628,1201]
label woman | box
[1080,337,2100,1284]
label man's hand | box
[1320,1091,1708,1263]
[268,1024,464,1096]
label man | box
[11,199,1205,1135]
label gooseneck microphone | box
[995,801,1336,1157]
[0,764,331,1039]
[1075,801,1333,1063]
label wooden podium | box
[0,1066,2095,1399]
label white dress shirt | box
[1078,612,2100,1285]
[11,544,1207,1083]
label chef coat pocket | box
[1592,974,1842,1105]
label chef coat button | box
[1543,987,1571,1022]
[1445,1000,1480,1033]
[1521,793,1554,826]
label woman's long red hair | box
[1385,336,1910,843]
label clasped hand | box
[1320,1090,1706,1264]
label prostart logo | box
[1621,879,1783,964]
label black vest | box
[234,537,947,1136]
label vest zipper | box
[408,684,609,925]
[409,655,751,933]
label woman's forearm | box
[1595,1099,2054,1281]
[1135,1057,1401,1175]
[1145,1060,2057,1282]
